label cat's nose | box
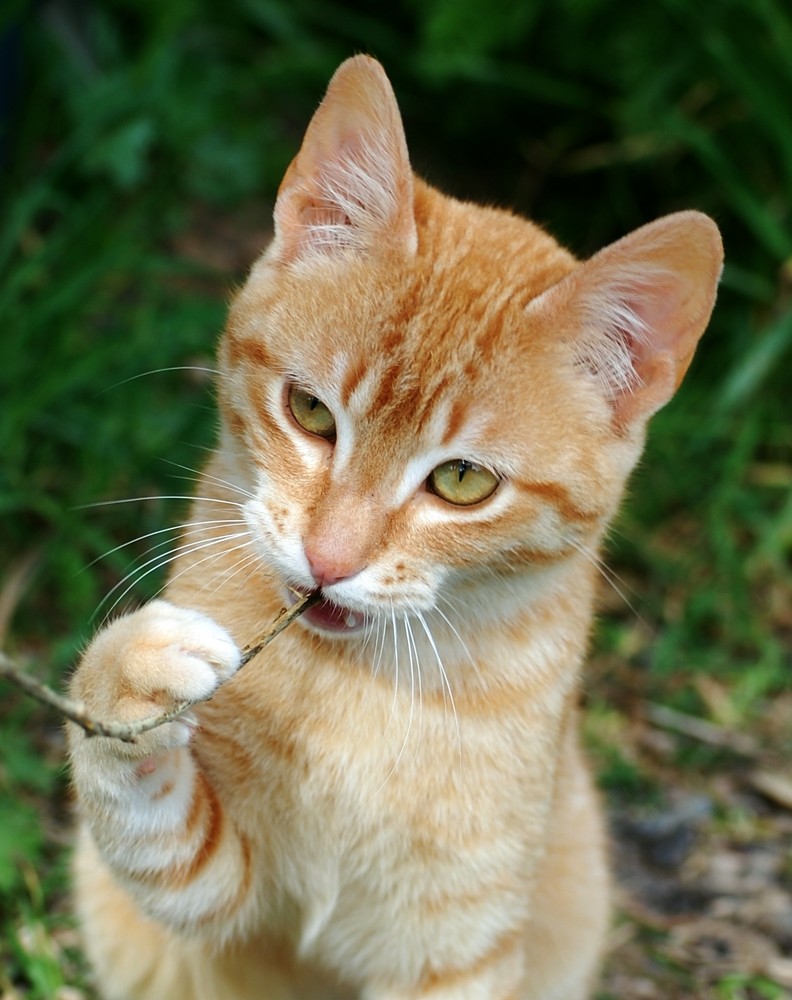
[305,547,363,588]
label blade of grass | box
[666,112,792,261]
[718,307,792,409]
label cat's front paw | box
[69,600,241,759]
[68,602,246,916]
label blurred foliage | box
[0,0,787,653]
[0,0,790,994]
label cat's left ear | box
[535,211,723,427]
[272,55,417,263]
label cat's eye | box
[428,460,499,506]
[288,385,336,441]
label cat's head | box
[217,56,722,647]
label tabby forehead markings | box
[337,356,383,418]
[228,334,275,371]
[441,397,470,447]
[415,374,453,435]
[368,359,408,417]
[473,303,508,363]
[339,353,368,405]
[385,270,426,337]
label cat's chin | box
[289,587,367,637]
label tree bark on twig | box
[0,592,319,743]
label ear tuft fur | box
[293,130,402,254]
[272,56,417,263]
[572,258,677,399]
[540,212,723,426]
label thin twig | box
[0,592,320,743]
[645,701,758,757]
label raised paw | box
[69,600,241,756]
[68,603,247,908]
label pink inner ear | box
[271,56,417,262]
[563,211,723,426]
[623,278,683,373]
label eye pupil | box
[288,385,336,441]
[428,459,498,506]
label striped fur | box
[68,56,722,1000]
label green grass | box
[1,0,790,993]
[715,978,790,1000]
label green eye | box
[428,460,499,506]
[288,385,336,440]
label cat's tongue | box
[300,590,365,634]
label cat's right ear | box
[271,56,417,263]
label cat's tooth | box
[345,612,358,628]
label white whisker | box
[99,366,222,394]
[359,609,377,661]
[404,615,423,760]
[76,495,245,511]
[434,597,477,668]
[376,615,415,792]
[95,530,250,623]
[83,519,245,571]
[147,536,255,612]
[416,609,462,771]
[214,545,268,594]
[369,613,385,679]
[381,607,400,740]
[188,540,260,599]
[160,460,257,502]
[567,537,645,624]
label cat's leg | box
[68,600,256,945]
[74,826,306,1000]
[516,728,610,1000]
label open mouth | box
[291,587,366,635]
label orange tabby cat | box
[67,56,722,1000]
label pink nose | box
[305,546,363,588]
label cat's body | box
[67,57,722,1000]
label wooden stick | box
[0,592,319,743]
[645,701,758,757]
